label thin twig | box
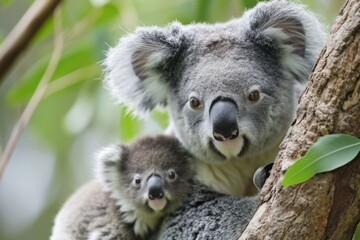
[0,0,63,83]
[0,8,64,179]
[66,10,102,42]
[44,64,100,99]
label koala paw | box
[253,163,274,190]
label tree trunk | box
[240,0,360,239]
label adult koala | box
[104,0,325,196]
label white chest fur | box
[195,145,279,196]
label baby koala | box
[51,135,193,240]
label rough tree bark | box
[240,0,360,239]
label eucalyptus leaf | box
[151,110,169,129]
[196,0,211,22]
[92,3,119,26]
[354,223,360,240]
[242,0,262,8]
[118,106,142,142]
[282,134,360,187]
[0,0,12,6]
[7,40,96,105]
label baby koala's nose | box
[147,174,164,200]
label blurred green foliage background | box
[0,0,345,239]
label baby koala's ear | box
[94,144,129,194]
[103,22,186,116]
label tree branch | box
[0,8,64,179]
[240,0,360,239]
[0,0,63,83]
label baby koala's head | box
[95,135,193,215]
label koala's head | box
[104,1,325,164]
[95,136,193,214]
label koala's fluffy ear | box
[103,23,185,115]
[94,144,128,197]
[244,1,325,83]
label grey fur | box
[51,136,193,240]
[158,159,273,239]
[51,138,273,240]
[158,181,259,240]
[104,0,326,196]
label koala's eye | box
[167,170,177,181]
[133,175,141,186]
[189,97,201,109]
[248,90,260,102]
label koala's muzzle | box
[147,174,164,200]
[210,99,239,141]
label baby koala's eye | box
[248,90,260,102]
[167,169,177,181]
[133,174,141,186]
[189,96,201,109]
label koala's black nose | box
[210,99,239,141]
[147,175,164,200]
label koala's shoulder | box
[54,181,109,226]
[52,180,125,240]
[63,180,108,212]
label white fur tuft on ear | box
[244,0,326,83]
[93,144,124,199]
[103,23,184,116]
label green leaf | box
[196,0,211,22]
[242,0,263,9]
[117,106,142,142]
[151,110,169,129]
[95,3,119,24]
[6,40,96,105]
[282,134,360,187]
[0,0,12,5]
[354,223,360,240]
